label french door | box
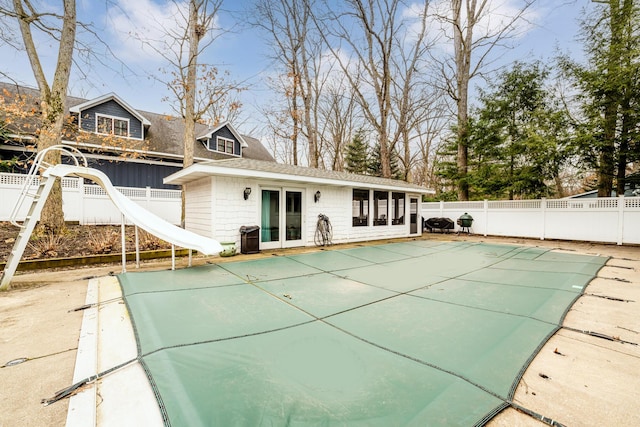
[260,187,304,249]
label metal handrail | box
[9,145,88,226]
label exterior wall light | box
[314,190,321,203]
[243,187,252,200]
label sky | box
[0,0,594,136]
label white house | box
[165,159,433,251]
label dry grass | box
[87,228,120,254]
[27,232,66,258]
[136,229,164,251]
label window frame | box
[373,190,389,226]
[352,189,369,227]
[391,192,405,225]
[216,136,238,156]
[113,118,129,137]
[95,113,130,138]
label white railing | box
[422,197,640,245]
[1,172,181,225]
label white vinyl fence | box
[1,172,181,225]
[422,197,640,245]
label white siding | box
[273,185,419,246]
[183,175,422,249]
[184,177,213,237]
[212,176,258,246]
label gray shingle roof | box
[168,157,433,193]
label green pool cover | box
[118,241,607,426]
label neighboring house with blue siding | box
[0,82,274,189]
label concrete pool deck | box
[1,233,639,426]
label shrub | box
[28,232,65,258]
[87,227,119,254]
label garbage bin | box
[239,225,260,254]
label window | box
[392,192,405,225]
[96,114,129,137]
[373,191,388,226]
[352,189,369,227]
[217,136,236,155]
[113,119,128,136]
[97,116,111,134]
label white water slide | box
[1,147,222,289]
[49,164,223,254]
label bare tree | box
[317,74,362,171]
[433,0,536,199]
[130,0,249,223]
[316,0,433,180]
[0,0,77,232]
[387,1,432,181]
[315,0,394,178]
[259,72,308,165]
[412,95,450,189]
[254,0,323,167]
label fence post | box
[439,200,444,216]
[483,200,488,236]
[77,177,85,225]
[146,186,151,211]
[540,198,546,241]
[617,195,624,245]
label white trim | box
[215,135,240,157]
[351,188,370,227]
[282,187,305,248]
[391,191,406,226]
[70,93,151,126]
[259,186,282,250]
[373,190,389,226]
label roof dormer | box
[197,121,248,157]
[70,93,150,140]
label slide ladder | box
[1,145,87,290]
[0,175,57,290]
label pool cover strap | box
[42,357,137,406]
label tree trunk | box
[303,84,317,167]
[181,0,201,226]
[13,0,77,232]
[378,108,391,178]
[452,0,471,200]
[290,70,300,166]
[616,97,632,195]
[598,0,628,198]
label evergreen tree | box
[344,129,371,175]
[476,62,558,198]
[369,143,402,180]
[470,61,570,199]
[561,0,640,196]
[436,61,570,200]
